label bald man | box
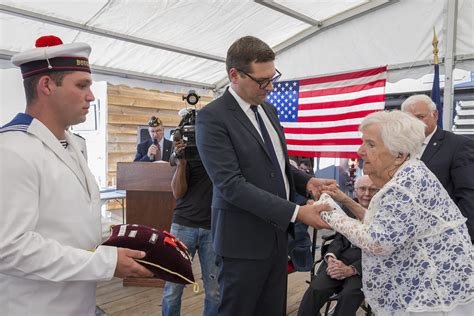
[402,95,474,243]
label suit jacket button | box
[270,172,275,178]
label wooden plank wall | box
[106,84,214,186]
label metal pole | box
[443,0,458,130]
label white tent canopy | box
[1,0,472,92]
[278,0,474,81]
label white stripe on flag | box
[298,102,385,117]
[287,144,361,152]
[299,87,386,104]
[300,72,387,91]
[285,132,361,140]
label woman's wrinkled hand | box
[321,184,350,204]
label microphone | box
[150,138,158,161]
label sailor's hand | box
[114,248,154,278]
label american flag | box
[266,66,387,158]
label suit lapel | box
[261,102,292,177]
[224,91,271,160]
[421,128,445,164]
[261,102,288,153]
[66,131,97,198]
[28,120,90,196]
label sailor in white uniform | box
[0,35,153,316]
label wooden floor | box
[96,260,311,316]
[98,212,367,315]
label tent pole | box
[443,0,458,130]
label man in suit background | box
[134,115,172,162]
[196,36,335,316]
[402,94,474,243]
[298,175,378,316]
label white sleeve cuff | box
[94,245,118,280]
[324,253,336,263]
[291,205,299,223]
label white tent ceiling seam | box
[0,0,395,90]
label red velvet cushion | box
[102,224,195,285]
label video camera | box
[170,90,201,166]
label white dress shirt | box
[228,86,299,221]
[417,126,437,159]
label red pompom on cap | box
[35,35,63,48]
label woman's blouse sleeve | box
[320,186,421,256]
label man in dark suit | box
[402,95,474,243]
[298,175,378,316]
[134,115,172,162]
[195,36,335,316]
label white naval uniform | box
[0,113,117,316]
[72,132,88,161]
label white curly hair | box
[359,110,425,158]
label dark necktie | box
[250,105,286,199]
[156,142,162,160]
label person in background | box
[401,94,474,243]
[0,35,152,316]
[161,139,219,316]
[298,175,378,316]
[195,36,335,316]
[134,115,172,162]
[298,160,314,176]
[287,158,313,273]
[318,110,472,315]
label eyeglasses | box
[355,186,379,195]
[237,68,282,89]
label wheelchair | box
[308,233,372,316]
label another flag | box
[266,66,387,158]
[431,63,442,127]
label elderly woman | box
[318,110,473,316]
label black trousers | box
[297,262,364,316]
[216,234,288,316]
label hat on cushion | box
[102,224,199,291]
[11,35,91,79]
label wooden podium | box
[117,161,176,287]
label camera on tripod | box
[170,90,201,166]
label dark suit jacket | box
[325,233,362,275]
[421,128,474,242]
[288,221,312,271]
[134,138,172,162]
[196,90,311,260]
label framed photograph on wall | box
[72,100,99,131]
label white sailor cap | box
[11,35,91,79]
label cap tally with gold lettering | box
[11,35,91,79]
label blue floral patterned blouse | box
[321,159,473,315]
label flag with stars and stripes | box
[266,66,387,158]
